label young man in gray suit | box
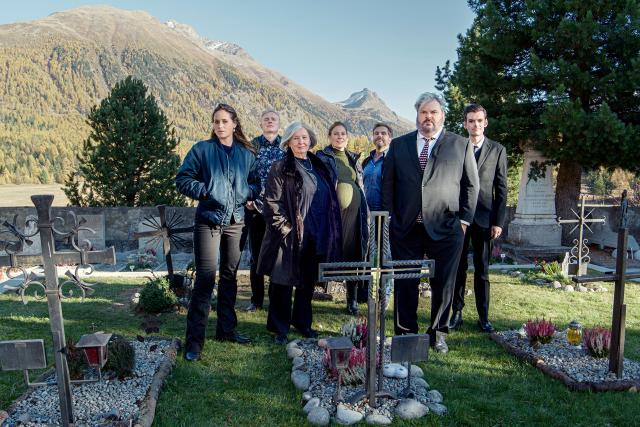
[382,92,479,353]
[450,104,508,333]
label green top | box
[332,148,362,259]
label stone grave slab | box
[508,149,562,247]
[77,214,106,250]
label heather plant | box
[525,318,557,345]
[582,326,612,358]
[340,316,368,348]
[322,346,367,385]
[104,334,136,379]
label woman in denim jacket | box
[176,103,259,361]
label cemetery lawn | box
[1,274,639,426]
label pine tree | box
[437,0,640,242]
[63,76,186,207]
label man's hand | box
[245,201,256,211]
[490,226,502,240]
[460,222,468,234]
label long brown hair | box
[211,103,256,155]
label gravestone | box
[137,217,164,262]
[508,149,562,247]
[21,216,41,255]
[77,214,106,250]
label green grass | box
[1,274,639,426]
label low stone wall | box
[1,205,638,253]
[0,206,195,252]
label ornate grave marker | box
[133,205,193,283]
[319,212,434,408]
[572,191,640,377]
[557,194,607,276]
[0,195,116,426]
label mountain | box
[0,5,412,185]
[337,88,412,134]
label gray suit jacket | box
[382,129,479,240]
[473,138,508,229]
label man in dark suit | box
[450,104,507,333]
[382,92,479,353]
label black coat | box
[382,130,479,241]
[472,138,508,229]
[316,146,369,259]
[257,151,342,287]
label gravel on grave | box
[298,339,434,420]
[496,329,640,383]
[4,339,172,427]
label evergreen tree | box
[64,76,186,207]
[437,0,640,241]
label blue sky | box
[1,1,475,121]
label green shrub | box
[104,334,136,379]
[139,276,178,313]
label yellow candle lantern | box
[567,320,582,346]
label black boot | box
[449,309,463,330]
[346,281,359,315]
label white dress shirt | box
[416,128,444,158]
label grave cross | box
[0,195,116,427]
[133,205,193,282]
[572,191,640,377]
[319,212,434,408]
[557,194,607,276]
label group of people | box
[175,91,507,362]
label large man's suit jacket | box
[473,138,508,229]
[381,129,479,241]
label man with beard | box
[382,92,478,353]
[362,123,392,211]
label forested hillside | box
[0,6,411,184]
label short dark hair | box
[372,123,393,137]
[328,121,348,136]
[463,104,488,121]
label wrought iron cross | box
[572,191,640,378]
[0,195,116,426]
[319,211,434,408]
[133,205,193,282]
[557,194,607,276]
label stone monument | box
[508,149,562,247]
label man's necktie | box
[419,137,431,172]
[417,137,433,223]
[474,145,481,162]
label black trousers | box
[267,242,322,337]
[391,223,464,336]
[185,220,246,353]
[453,223,491,322]
[246,209,266,307]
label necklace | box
[295,158,313,172]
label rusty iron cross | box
[318,211,434,408]
[0,195,116,427]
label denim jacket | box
[176,138,259,225]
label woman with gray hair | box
[257,122,342,344]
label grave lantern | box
[76,332,112,378]
[567,320,583,347]
[326,336,353,403]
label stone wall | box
[0,206,195,252]
[2,205,638,252]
